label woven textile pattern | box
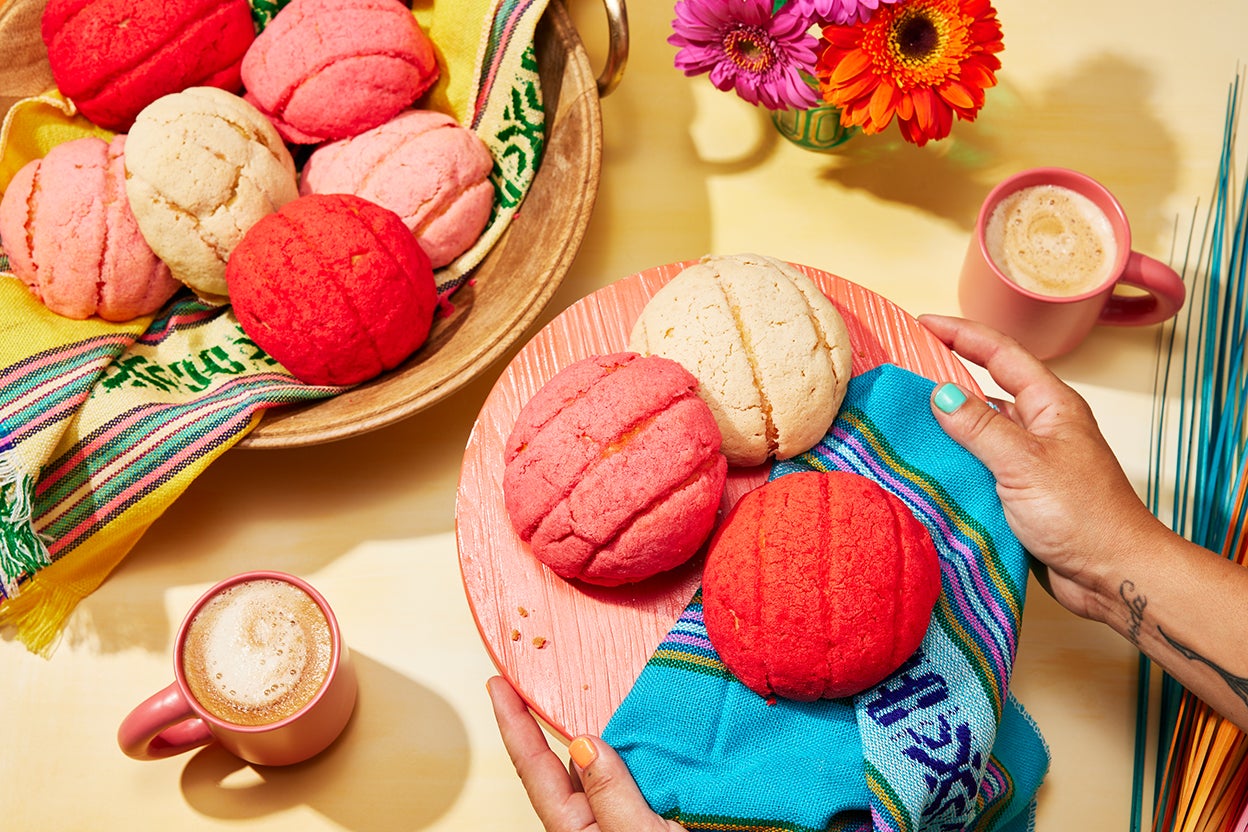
[0,0,549,653]
[601,364,1051,832]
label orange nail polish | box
[569,736,598,768]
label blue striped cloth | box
[602,364,1050,832]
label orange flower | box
[814,0,1003,146]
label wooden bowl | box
[238,2,604,447]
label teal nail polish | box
[934,383,967,414]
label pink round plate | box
[455,261,980,740]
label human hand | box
[917,314,1172,622]
[487,676,686,832]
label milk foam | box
[985,184,1118,297]
[183,579,332,726]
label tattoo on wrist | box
[1119,580,1147,646]
[1159,626,1248,710]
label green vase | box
[771,101,858,153]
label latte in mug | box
[984,184,1119,297]
[182,578,333,727]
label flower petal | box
[841,98,871,127]
[912,86,939,132]
[867,78,897,129]
[708,61,737,91]
[781,70,821,109]
[830,47,874,84]
[897,116,921,145]
[938,79,976,109]
[894,92,914,120]
[959,59,997,90]
[823,26,863,49]
[733,75,764,106]
[835,70,883,103]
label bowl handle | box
[596,0,629,97]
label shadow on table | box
[72,369,485,657]
[180,652,468,831]
[813,52,1187,397]
[542,0,746,318]
[1047,324,1171,394]
[816,52,1181,255]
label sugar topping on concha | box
[124,87,299,303]
[225,193,438,386]
[41,0,256,132]
[0,135,179,322]
[628,253,853,468]
[702,470,941,701]
[503,352,727,587]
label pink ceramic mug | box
[959,167,1186,360]
[118,571,357,766]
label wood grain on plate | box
[239,3,603,447]
[455,261,982,741]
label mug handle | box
[1098,251,1186,326]
[118,682,215,760]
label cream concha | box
[123,86,300,302]
[628,253,853,467]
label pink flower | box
[668,0,820,111]
[789,0,902,25]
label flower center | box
[723,26,776,74]
[890,8,945,68]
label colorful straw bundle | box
[1138,71,1248,832]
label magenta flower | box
[788,0,902,25]
[668,0,820,111]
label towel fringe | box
[0,448,51,600]
[0,575,76,657]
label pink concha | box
[300,110,495,267]
[241,0,439,144]
[502,353,728,587]
[0,136,179,321]
[533,451,728,586]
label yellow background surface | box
[3,0,1246,828]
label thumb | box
[930,382,1028,477]
[568,736,667,832]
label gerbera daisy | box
[788,0,902,27]
[668,0,821,111]
[814,0,1003,146]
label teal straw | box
[1138,72,1245,832]
[1137,206,1200,832]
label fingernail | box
[569,736,598,768]
[934,383,967,414]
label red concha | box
[42,0,255,131]
[225,193,438,386]
[703,470,941,701]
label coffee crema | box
[182,578,333,727]
[985,184,1118,297]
